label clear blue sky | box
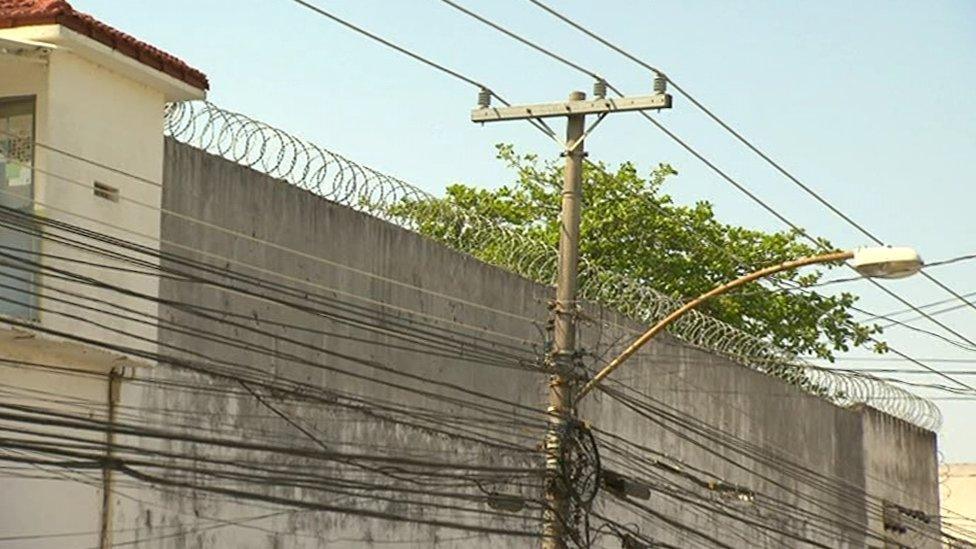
[77,1,975,460]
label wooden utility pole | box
[471,83,672,549]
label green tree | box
[392,144,878,361]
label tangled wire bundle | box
[163,100,942,431]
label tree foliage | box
[394,144,879,360]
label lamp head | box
[850,246,923,279]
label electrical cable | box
[597,379,955,546]
[422,0,976,401]
[519,0,976,365]
[0,146,548,350]
[284,0,559,140]
[0,448,542,539]
[0,250,547,445]
[5,106,960,420]
[0,289,544,456]
[0,207,550,421]
[1,6,960,540]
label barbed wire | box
[162,100,941,430]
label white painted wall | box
[0,24,203,359]
[38,44,166,356]
[0,23,204,548]
[0,332,111,548]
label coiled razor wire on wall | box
[163,101,942,431]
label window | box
[0,96,38,320]
[0,97,34,208]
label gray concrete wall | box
[110,140,941,547]
[858,405,941,547]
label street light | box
[849,246,923,279]
[575,246,923,401]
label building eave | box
[0,24,205,101]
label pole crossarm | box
[576,250,855,401]
[471,93,671,122]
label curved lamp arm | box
[575,250,854,402]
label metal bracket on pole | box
[564,112,608,155]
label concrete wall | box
[107,140,942,548]
[858,405,941,547]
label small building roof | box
[0,0,208,90]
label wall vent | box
[93,181,119,202]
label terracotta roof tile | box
[0,0,208,90]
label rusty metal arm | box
[576,250,854,401]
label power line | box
[177,1,958,429]
[589,341,971,542]
[0,356,548,480]
[426,0,976,394]
[53,136,968,372]
[779,252,976,292]
[0,290,544,453]
[847,304,976,353]
[875,295,976,327]
[928,252,976,269]
[287,0,486,90]
[271,0,974,402]
[0,443,313,543]
[828,356,976,364]
[283,0,559,140]
[0,408,541,488]
[3,223,956,544]
[0,244,544,426]
[4,246,548,456]
[43,131,968,400]
[521,0,976,343]
[0,138,550,341]
[3,238,964,540]
[596,441,866,546]
[9,114,952,416]
[5,7,960,540]
[0,448,541,539]
[598,382,953,547]
[0,358,542,467]
[437,0,601,81]
[833,368,976,376]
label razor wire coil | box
[163,100,942,431]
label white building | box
[0,1,206,546]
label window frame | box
[0,94,39,321]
